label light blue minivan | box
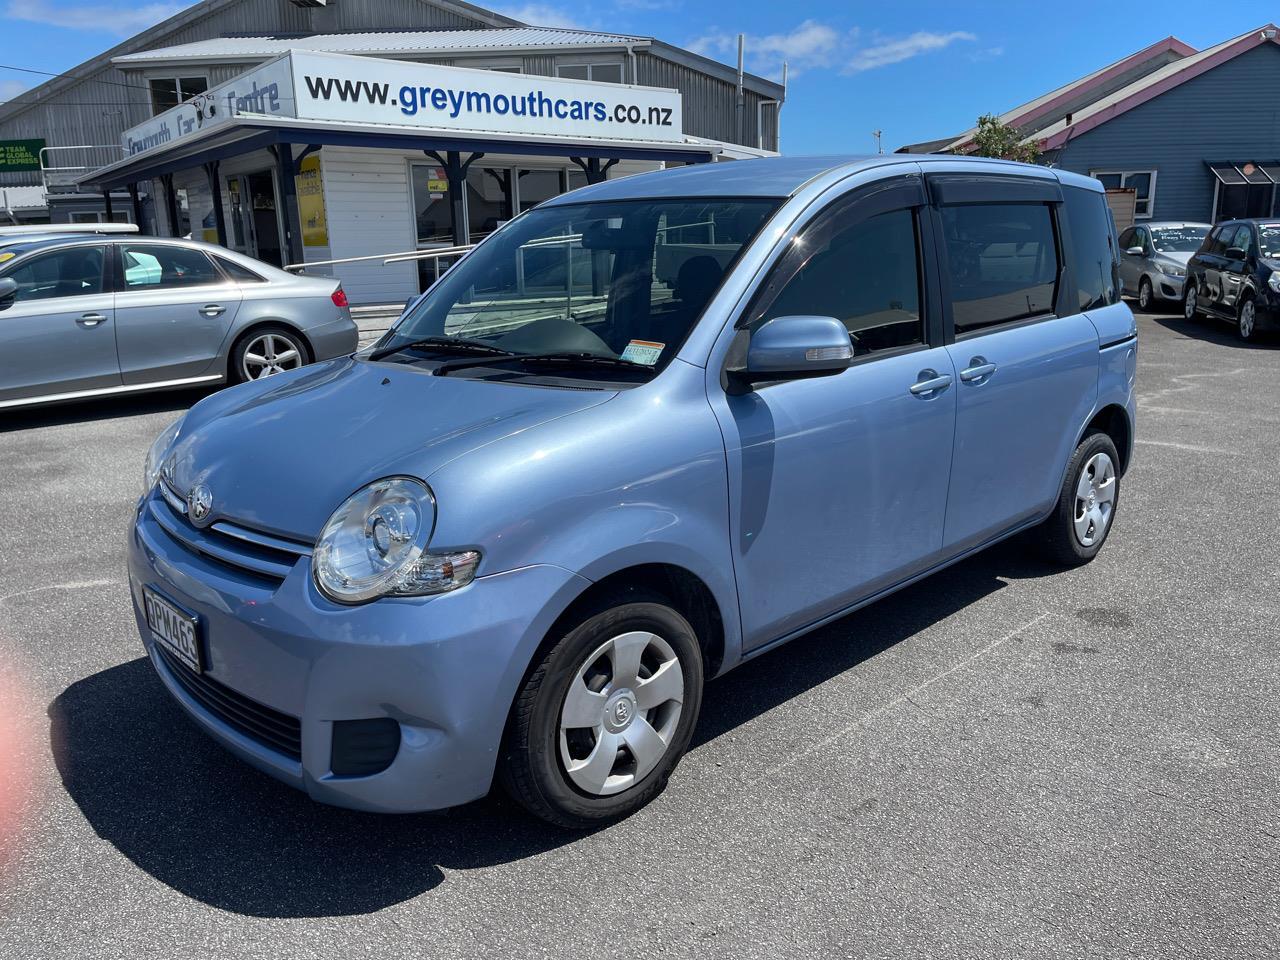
[130,156,1137,828]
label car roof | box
[1141,221,1211,229]
[544,154,1079,206]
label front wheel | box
[1238,295,1259,342]
[1184,283,1202,321]
[1138,277,1154,311]
[499,591,704,829]
[1038,430,1121,566]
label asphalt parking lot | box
[0,307,1276,959]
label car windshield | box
[1258,224,1280,258]
[371,197,780,378]
[1150,226,1208,253]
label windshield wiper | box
[432,351,653,377]
[368,335,515,362]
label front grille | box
[155,643,302,761]
[151,482,310,583]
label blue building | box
[900,26,1280,225]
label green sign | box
[0,139,45,173]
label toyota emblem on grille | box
[187,484,214,525]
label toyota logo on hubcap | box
[187,484,214,525]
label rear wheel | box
[231,326,309,384]
[1138,277,1154,311]
[499,590,704,829]
[1038,430,1120,566]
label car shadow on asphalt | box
[0,388,214,433]
[1147,312,1272,349]
[48,537,1056,919]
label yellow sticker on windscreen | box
[620,339,665,366]
[0,252,13,264]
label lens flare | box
[0,663,38,884]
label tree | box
[967,113,1041,164]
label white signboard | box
[121,50,684,160]
[122,57,295,158]
[286,50,683,143]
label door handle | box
[909,369,953,397]
[959,356,998,384]
[200,304,226,318]
[76,313,108,327]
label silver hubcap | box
[559,630,684,797]
[1241,301,1255,338]
[1074,452,1116,548]
[1139,282,1150,309]
[241,333,302,380]
[1185,288,1197,319]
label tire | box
[1237,294,1259,342]
[1138,277,1154,312]
[1038,430,1121,567]
[230,325,310,384]
[1183,282,1203,321]
[499,589,704,829]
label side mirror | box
[1225,246,1247,262]
[730,315,853,387]
[0,277,16,310]
[1125,246,1145,257]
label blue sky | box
[0,1,1253,152]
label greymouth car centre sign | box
[120,50,685,160]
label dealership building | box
[0,0,784,304]
[900,25,1280,228]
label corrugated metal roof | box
[115,27,652,63]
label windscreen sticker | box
[620,339,665,366]
[0,252,13,264]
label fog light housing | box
[331,718,401,776]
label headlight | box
[312,477,479,603]
[143,417,184,492]
[1161,262,1186,278]
[1269,271,1280,294]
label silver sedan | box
[1118,221,1211,310]
[0,236,357,409]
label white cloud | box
[689,20,843,79]
[488,4,585,28]
[3,1,187,34]
[846,31,976,73]
[0,79,29,103]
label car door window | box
[940,203,1059,334]
[750,207,924,356]
[121,244,220,290]
[1230,225,1253,256]
[2,246,105,303]
[1206,226,1229,256]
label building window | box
[557,63,624,84]
[149,77,209,115]
[1091,170,1156,219]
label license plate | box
[143,587,203,674]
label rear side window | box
[1063,186,1119,312]
[941,203,1058,334]
[753,207,924,355]
[121,244,219,290]
[216,257,265,283]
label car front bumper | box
[1152,272,1186,302]
[128,492,588,813]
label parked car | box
[1183,218,1280,341]
[130,156,1136,828]
[0,236,357,409]
[1118,221,1210,310]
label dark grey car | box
[0,236,357,409]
